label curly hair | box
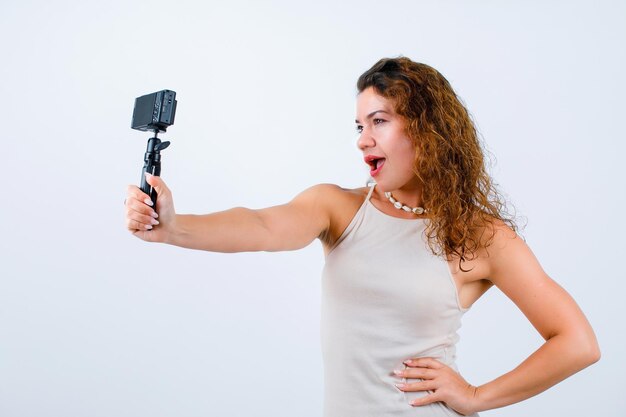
[357,56,522,272]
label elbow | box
[572,333,601,369]
[551,329,601,371]
[585,340,601,366]
[581,327,601,366]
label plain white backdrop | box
[1,1,624,416]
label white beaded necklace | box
[384,191,427,215]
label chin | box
[371,178,399,192]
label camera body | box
[131,90,177,132]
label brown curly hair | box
[357,57,522,272]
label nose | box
[356,127,375,151]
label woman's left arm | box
[468,224,600,411]
[399,223,600,414]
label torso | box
[320,185,493,309]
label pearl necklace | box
[384,191,427,215]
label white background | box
[1,1,624,416]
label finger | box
[410,393,441,407]
[144,173,169,197]
[126,197,158,218]
[396,367,437,380]
[396,379,437,392]
[404,357,444,369]
[126,189,155,211]
[126,208,160,228]
[125,198,158,222]
[126,184,152,203]
[126,218,155,231]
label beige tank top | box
[321,183,478,417]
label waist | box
[321,343,466,417]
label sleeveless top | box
[320,183,478,417]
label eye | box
[373,118,385,125]
[355,125,363,133]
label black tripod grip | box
[140,165,160,209]
[139,137,168,211]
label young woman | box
[124,57,600,416]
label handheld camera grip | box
[140,137,170,210]
[140,166,160,208]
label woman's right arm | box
[125,173,335,253]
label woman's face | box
[355,87,420,192]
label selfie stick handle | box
[140,132,170,210]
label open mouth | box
[365,156,386,176]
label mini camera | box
[131,90,177,133]
[131,89,178,212]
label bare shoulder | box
[448,217,526,307]
[302,183,366,199]
[299,183,370,251]
[482,217,524,253]
[478,217,540,286]
[296,183,368,209]
[450,217,518,269]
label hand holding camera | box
[125,173,176,243]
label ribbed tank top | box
[321,183,478,417]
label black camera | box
[131,89,178,212]
[131,90,177,132]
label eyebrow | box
[355,110,390,124]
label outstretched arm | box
[125,173,334,253]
